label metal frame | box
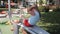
[7,0,48,34]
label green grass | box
[0,8,18,11]
[0,16,21,34]
[0,24,22,34]
[0,24,13,34]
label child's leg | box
[21,28,27,34]
[11,20,20,31]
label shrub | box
[38,6,49,12]
[38,6,45,12]
[53,7,60,12]
[0,8,8,11]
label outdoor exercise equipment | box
[7,0,50,34]
[8,0,12,23]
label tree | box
[39,0,43,5]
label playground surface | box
[0,24,13,34]
[0,22,22,34]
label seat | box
[18,23,50,34]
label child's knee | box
[13,20,20,24]
[21,28,27,34]
[11,27,14,31]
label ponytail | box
[35,5,41,18]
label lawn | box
[0,24,13,34]
[0,16,22,34]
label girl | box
[22,5,41,34]
[24,7,40,26]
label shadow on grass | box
[38,12,60,34]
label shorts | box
[23,19,33,27]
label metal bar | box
[13,23,19,34]
[0,29,2,34]
[8,0,12,22]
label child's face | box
[28,8,34,14]
[28,10,33,14]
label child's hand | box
[20,14,25,19]
[11,28,14,31]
